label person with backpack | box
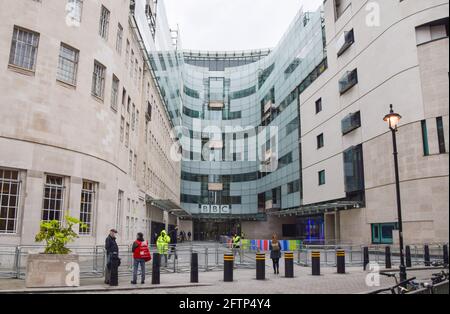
[131,232,151,284]
[270,233,281,275]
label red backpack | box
[133,240,152,262]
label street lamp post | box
[383,104,407,283]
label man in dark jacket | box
[168,226,178,260]
[104,229,119,284]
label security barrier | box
[336,250,345,274]
[0,242,448,280]
[223,254,234,282]
[284,252,294,278]
[256,253,266,280]
[311,251,320,276]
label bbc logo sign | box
[200,205,231,214]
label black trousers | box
[272,258,280,272]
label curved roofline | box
[183,48,273,58]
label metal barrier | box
[0,245,105,279]
[295,243,449,268]
[1,242,448,280]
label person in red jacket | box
[131,232,151,284]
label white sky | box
[163,0,323,51]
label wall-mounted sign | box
[200,204,231,214]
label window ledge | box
[91,94,105,103]
[8,64,35,76]
[56,79,77,89]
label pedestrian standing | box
[104,229,119,284]
[270,233,281,275]
[131,232,151,284]
[156,230,171,267]
[188,231,192,241]
[168,226,178,261]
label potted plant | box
[25,213,87,288]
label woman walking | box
[270,234,281,274]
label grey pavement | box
[0,264,442,294]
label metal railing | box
[0,242,447,280]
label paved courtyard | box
[0,264,441,294]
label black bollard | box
[109,252,120,286]
[256,253,266,280]
[406,245,412,268]
[152,252,160,285]
[284,252,294,278]
[443,244,449,266]
[224,254,234,282]
[424,245,431,267]
[311,251,320,276]
[191,252,199,283]
[336,250,346,274]
[363,247,369,270]
[385,246,392,269]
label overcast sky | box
[163,0,323,51]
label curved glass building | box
[135,1,328,240]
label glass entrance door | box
[193,220,240,241]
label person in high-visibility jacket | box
[156,230,171,267]
[232,233,241,257]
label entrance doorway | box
[193,219,240,241]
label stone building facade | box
[0,0,181,246]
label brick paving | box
[0,264,441,294]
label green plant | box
[35,213,87,254]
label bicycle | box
[431,270,449,285]
[370,271,426,294]
[369,276,420,294]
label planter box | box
[25,254,80,288]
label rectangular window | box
[125,123,130,147]
[129,151,133,175]
[120,116,125,143]
[136,110,139,131]
[133,154,137,180]
[130,50,134,77]
[336,29,355,56]
[99,5,110,39]
[132,104,136,130]
[421,120,430,156]
[125,40,130,68]
[42,175,64,222]
[315,98,322,114]
[343,144,365,193]
[318,170,326,186]
[67,0,83,24]
[317,133,324,149]
[372,223,396,244]
[0,169,20,234]
[92,60,106,99]
[79,180,95,235]
[436,117,446,154]
[339,69,358,94]
[116,23,123,54]
[286,117,298,136]
[9,26,40,71]
[121,88,127,109]
[111,75,119,111]
[287,180,300,194]
[116,190,123,232]
[57,43,79,85]
[341,111,361,135]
